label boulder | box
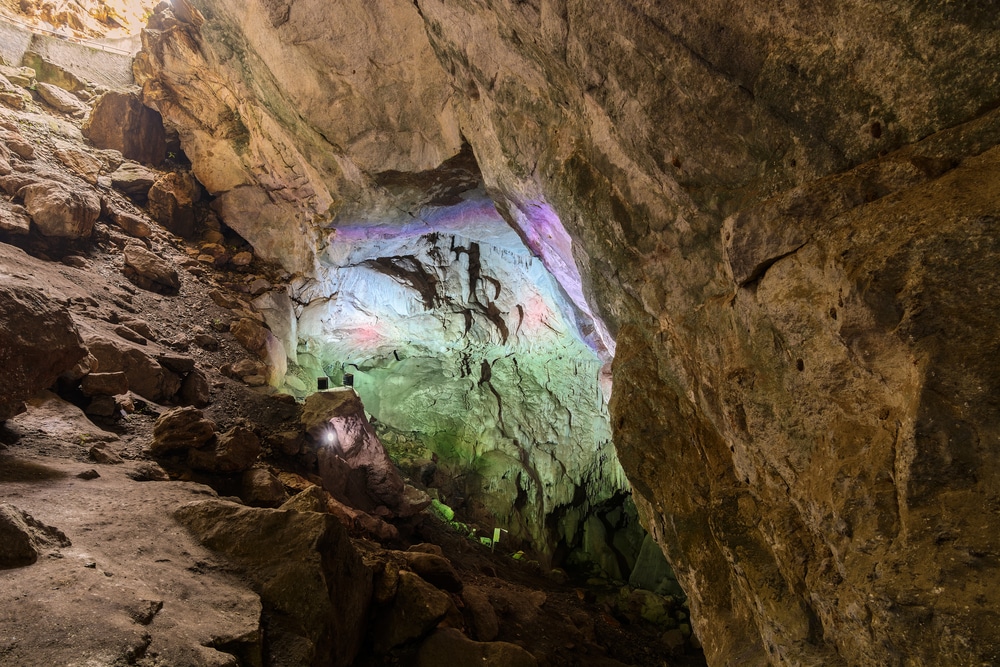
[178,368,211,408]
[187,425,260,473]
[122,319,156,341]
[174,499,372,667]
[0,65,33,88]
[461,587,499,642]
[19,180,101,238]
[109,162,158,202]
[9,391,119,443]
[150,406,216,455]
[82,91,167,166]
[302,389,431,519]
[123,243,181,294]
[86,335,181,402]
[80,371,129,397]
[416,628,537,667]
[241,467,288,507]
[129,461,170,481]
[278,486,327,513]
[377,570,453,651]
[0,284,87,420]
[35,82,88,116]
[0,503,71,569]
[231,250,253,266]
[147,171,199,237]
[402,551,463,593]
[156,353,194,374]
[89,442,124,464]
[268,430,303,456]
[107,208,153,238]
[209,288,241,309]
[53,145,102,185]
[1,130,34,159]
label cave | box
[1,0,999,666]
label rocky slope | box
[131,1,1000,665]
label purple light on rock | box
[510,199,615,359]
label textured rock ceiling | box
[135,1,1000,665]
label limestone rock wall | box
[138,0,1000,664]
[294,192,623,554]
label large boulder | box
[82,91,167,166]
[301,389,430,518]
[151,406,216,455]
[0,284,87,420]
[175,499,372,667]
[19,180,101,238]
[376,570,453,651]
[53,144,102,185]
[8,391,120,444]
[86,335,181,403]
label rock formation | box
[129,1,1000,664]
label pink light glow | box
[346,324,387,349]
[517,292,556,336]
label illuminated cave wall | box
[291,191,627,554]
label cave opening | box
[277,144,645,575]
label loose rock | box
[150,406,216,455]
[241,467,288,507]
[35,82,89,116]
[187,425,260,473]
[123,243,180,294]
